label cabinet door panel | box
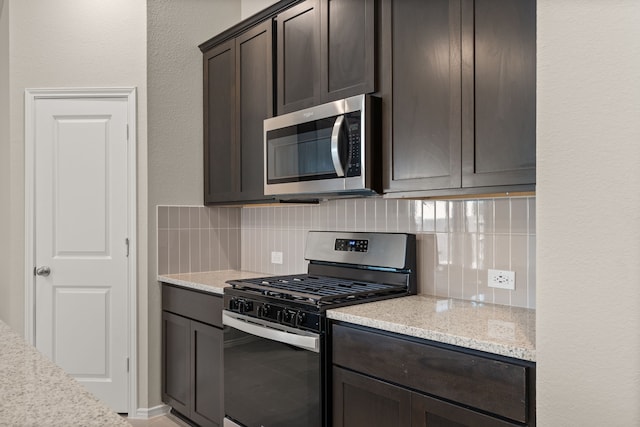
[320,0,375,102]
[204,40,237,203]
[162,311,191,416]
[190,321,223,427]
[277,0,321,114]
[383,0,462,192]
[332,324,529,423]
[237,21,274,202]
[411,393,522,427]
[462,0,536,187]
[333,367,411,427]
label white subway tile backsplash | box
[435,200,449,233]
[157,196,536,309]
[510,198,528,234]
[493,198,510,234]
[422,200,435,232]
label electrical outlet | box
[271,251,283,265]
[488,269,515,290]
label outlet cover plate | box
[271,251,283,265]
[488,269,515,290]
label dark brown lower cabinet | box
[333,366,411,427]
[334,367,522,427]
[162,284,223,427]
[332,322,535,427]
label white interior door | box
[31,94,131,412]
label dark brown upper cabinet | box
[380,0,462,193]
[203,20,275,205]
[320,0,376,102]
[276,0,321,114]
[382,0,536,196]
[277,0,376,115]
[204,39,235,203]
[462,0,536,188]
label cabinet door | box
[162,311,191,417]
[333,366,411,427]
[461,0,536,188]
[190,321,223,427]
[236,21,275,203]
[382,0,462,193]
[411,393,522,427]
[204,39,237,204]
[320,0,375,102]
[276,0,321,114]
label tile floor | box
[126,414,188,427]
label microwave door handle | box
[330,115,346,177]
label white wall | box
[537,0,640,424]
[241,0,279,20]
[146,0,240,409]
[0,0,10,326]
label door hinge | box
[125,238,130,257]
[126,357,130,372]
[126,124,129,140]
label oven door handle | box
[222,311,320,353]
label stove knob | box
[295,312,306,327]
[229,298,240,312]
[257,304,271,318]
[279,310,292,324]
[240,300,253,314]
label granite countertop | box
[0,320,130,427]
[327,295,536,362]
[157,271,535,362]
[158,270,266,295]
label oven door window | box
[224,325,321,427]
[266,116,342,184]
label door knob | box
[35,266,51,277]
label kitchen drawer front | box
[332,323,529,423]
[162,284,223,328]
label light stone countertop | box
[0,319,130,427]
[157,270,266,295]
[327,295,536,362]
[157,271,535,362]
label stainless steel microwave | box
[264,94,381,198]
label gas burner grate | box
[231,274,404,304]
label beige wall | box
[241,0,279,19]
[1,0,147,334]
[1,0,148,411]
[0,0,10,326]
[537,0,640,424]
[146,0,240,410]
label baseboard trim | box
[129,404,171,419]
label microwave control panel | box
[345,114,362,177]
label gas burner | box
[230,274,407,306]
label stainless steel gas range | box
[222,231,417,427]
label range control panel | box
[226,295,321,333]
[335,238,369,253]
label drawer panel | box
[162,284,223,327]
[332,323,529,423]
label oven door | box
[222,311,322,427]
